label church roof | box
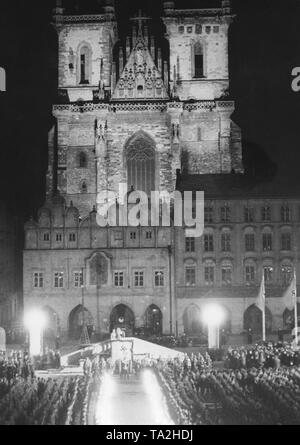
[177,174,300,200]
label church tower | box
[23,0,244,341]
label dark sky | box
[1,0,300,219]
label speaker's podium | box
[111,338,134,364]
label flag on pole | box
[255,274,265,312]
[282,271,297,311]
[255,274,266,341]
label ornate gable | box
[112,36,169,101]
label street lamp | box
[24,309,47,357]
[202,304,225,349]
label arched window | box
[244,259,256,284]
[194,42,204,78]
[81,181,87,194]
[79,45,90,85]
[79,152,87,168]
[244,304,272,334]
[221,260,233,285]
[126,132,155,195]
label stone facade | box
[0,202,21,331]
[24,1,249,341]
[176,176,300,336]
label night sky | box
[1,0,300,220]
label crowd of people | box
[0,348,103,425]
[0,350,35,383]
[226,342,300,369]
[157,350,300,425]
[3,338,300,425]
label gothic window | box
[79,45,91,85]
[194,42,204,78]
[69,233,76,242]
[126,134,155,195]
[79,152,87,168]
[81,181,87,194]
[89,253,109,286]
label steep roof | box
[177,174,300,200]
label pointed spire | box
[163,1,175,15]
[176,56,180,81]
[144,25,149,47]
[132,25,137,47]
[150,36,155,59]
[157,48,162,73]
[222,0,231,14]
[119,47,124,77]
[164,60,169,86]
[126,36,131,60]
[111,62,116,90]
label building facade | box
[24,0,296,341]
[176,175,300,337]
[0,201,22,334]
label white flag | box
[255,275,265,312]
[282,272,297,311]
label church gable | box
[112,37,169,101]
